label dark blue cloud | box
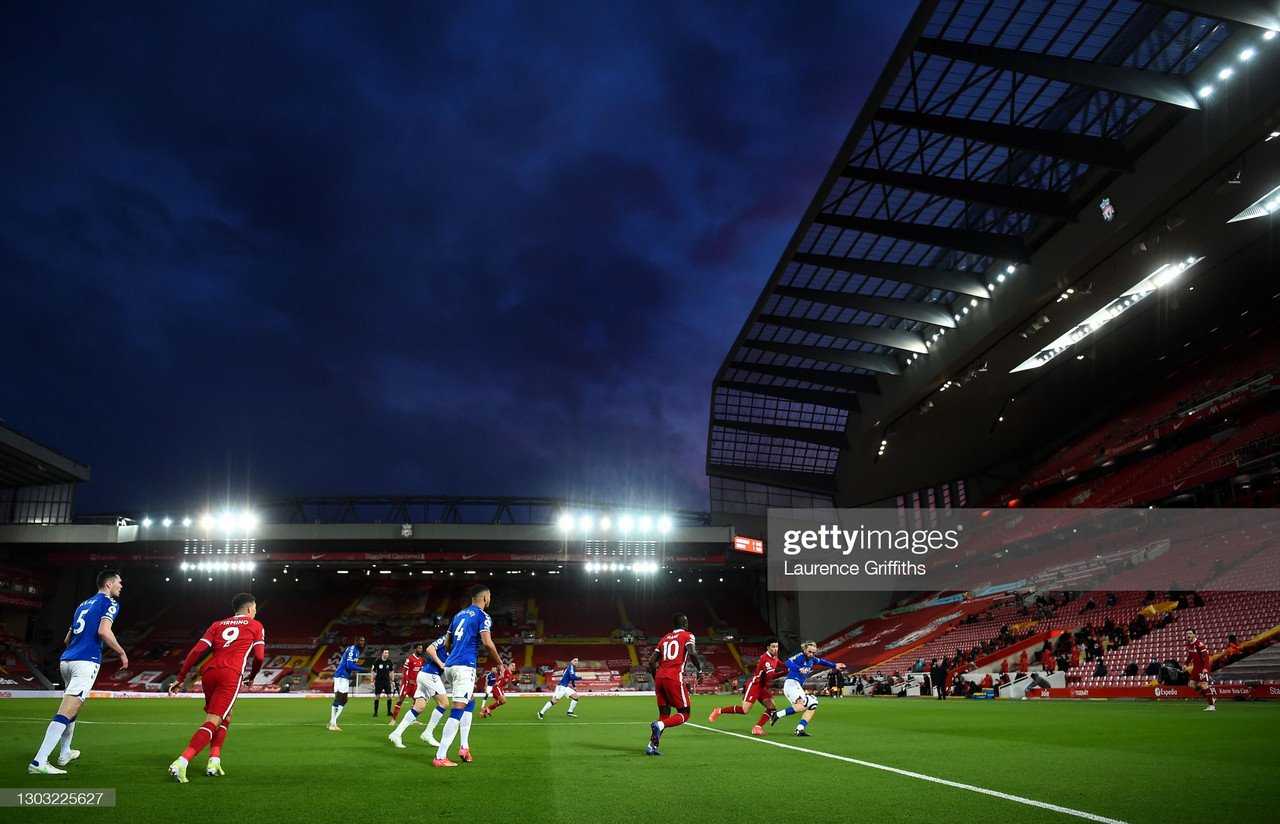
[0,1,912,513]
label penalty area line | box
[686,723,1129,824]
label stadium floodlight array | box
[558,511,674,535]
[1197,27,1278,100]
[140,510,258,532]
[180,560,255,573]
[583,561,661,574]
[908,265,1016,369]
[1227,183,1280,223]
[1011,256,1203,372]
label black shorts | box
[374,679,393,694]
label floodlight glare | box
[598,516,611,531]
[578,514,594,532]
[1218,67,1233,80]
[657,515,673,533]
[182,517,192,527]
[239,512,258,531]
[1227,183,1280,223]
[638,515,653,531]
[1012,256,1204,372]
[1240,48,1256,61]
[162,517,172,527]
[200,514,214,529]
[618,514,634,532]
[1198,85,1214,99]
[558,513,575,531]
[141,517,152,527]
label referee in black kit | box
[371,649,395,717]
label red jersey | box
[497,669,517,689]
[401,654,423,683]
[750,652,783,683]
[179,615,266,681]
[1185,638,1211,674]
[654,629,696,676]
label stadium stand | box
[1070,592,1280,687]
[1000,331,1280,509]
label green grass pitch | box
[2,695,1278,823]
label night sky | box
[1,2,912,515]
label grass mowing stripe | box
[687,723,1130,824]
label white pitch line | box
[687,723,1129,824]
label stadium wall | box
[798,590,896,646]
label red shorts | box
[654,674,689,710]
[492,687,505,702]
[744,679,772,705]
[201,668,243,718]
[399,680,416,699]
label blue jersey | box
[422,633,449,675]
[62,593,120,664]
[334,644,364,679]
[486,671,497,687]
[444,605,492,668]
[559,664,579,687]
[784,652,837,683]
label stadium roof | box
[0,422,90,488]
[709,0,1280,504]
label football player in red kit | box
[1185,628,1216,711]
[645,613,708,756]
[480,661,517,717]
[167,593,266,782]
[389,643,425,725]
[708,637,783,736]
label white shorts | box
[61,660,100,700]
[333,676,351,694]
[415,671,447,701]
[783,679,806,706]
[444,665,476,703]
[553,684,576,700]
[484,685,493,697]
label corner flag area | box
[2,696,1276,822]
